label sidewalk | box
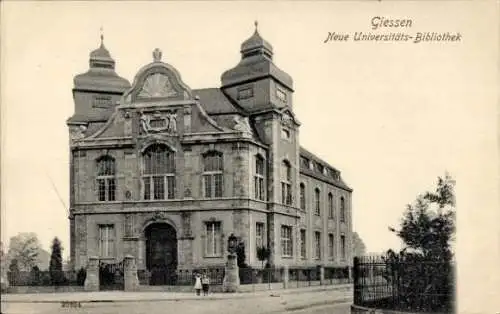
[1,284,352,304]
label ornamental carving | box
[138,73,178,99]
[281,112,294,127]
[140,110,177,134]
[152,211,167,221]
[69,125,87,141]
[233,116,252,137]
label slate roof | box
[299,147,352,191]
[192,88,243,115]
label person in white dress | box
[194,273,202,296]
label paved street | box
[1,287,352,314]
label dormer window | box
[93,95,112,108]
[276,88,287,102]
[237,87,254,100]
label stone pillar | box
[124,255,139,291]
[348,266,353,282]
[282,265,289,289]
[84,256,99,291]
[319,266,325,285]
[222,254,240,292]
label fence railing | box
[353,255,455,313]
[8,265,353,288]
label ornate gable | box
[279,108,300,128]
[123,48,194,104]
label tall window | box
[254,155,265,201]
[281,225,293,257]
[205,221,222,257]
[341,234,346,260]
[256,222,265,251]
[99,224,115,257]
[314,188,321,216]
[328,193,334,219]
[281,161,292,205]
[299,183,306,210]
[340,197,346,222]
[143,144,175,200]
[300,229,306,259]
[203,152,223,198]
[96,156,116,202]
[314,232,321,259]
[328,234,334,260]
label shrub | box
[76,267,86,286]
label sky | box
[1,2,499,308]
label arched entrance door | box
[145,223,178,285]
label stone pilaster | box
[84,256,99,291]
[223,254,240,292]
[283,265,289,289]
[124,255,139,291]
[319,266,325,285]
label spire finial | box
[100,26,104,45]
[254,20,258,32]
[153,48,162,62]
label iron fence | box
[353,255,455,313]
[7,269,85,287]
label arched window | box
[299,183,306,210]
[143,144,175,200]
[254,155,265,201]
[340,196,346,222]
[203,151,223,198]
[96,156,116,202]
[281,160,292,205]
[314,188,321,216]
[328,193,334,219]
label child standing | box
[194,273,202,296]
[201,274,210,296]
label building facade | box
[67,26,353,283]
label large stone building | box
[67,25,353,284]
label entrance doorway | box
[145,223,178,285]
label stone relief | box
[137,73,178,99]
[233,116,252,137]
[69,125,87,140]
[281,112,294,127]
[140,110,177,135]
[152,211,167,221]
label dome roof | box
[73,35,130,93]
[221,22,292,90]
[240,21,273,59]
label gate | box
[99,259,124,290]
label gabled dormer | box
[220,22,294,115]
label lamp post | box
[223,233,240,292]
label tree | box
[49,237,65,285]
[385,173,456,312]
[256,246,271,269]
[7,233,42,271]
[389,173,455,261]
[352,232,366,257]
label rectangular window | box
[237,87,254,100]
[92,95,112,108]
[328,194,334,219]
[153,176,165,200]
[256,223,265,251]
[341,235,346,260]
[280,225,293,257]
[203,174,223,198]
[300,184,306,210]
[314,189,321,216]
[300,229,306,259]
[99,224,115,258]
[98,179,106,201]
[205,222,222,257]
[314,232,321,260]
[254,156,265,201]
[328,234,334,260]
